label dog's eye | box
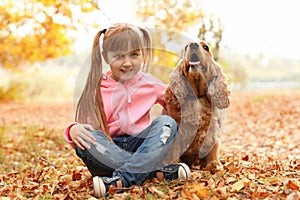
[202,44,209,52]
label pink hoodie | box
[64,71,166,146]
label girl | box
[63,23,191,198]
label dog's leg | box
[203,141,223,172]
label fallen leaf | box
[242,155,249,161]
[181,189,194,199]
[108,185,116,194]
[216,186,228,197]
[72,172,82,181]
[225,177,236,184]
[230,180,244,192]
[191,183,209,199]
[148,186,169,199]
[286,180,299,190]
[248,173,256,180]
[269,178,281,186]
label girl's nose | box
[122,56,132,67]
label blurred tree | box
[198,17,224,61]
[137,0,204,33]
[0,0,97,69]
[136,0,224,77]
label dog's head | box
[171,41,230,109]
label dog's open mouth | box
[188,53,201,66]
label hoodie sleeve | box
[63,122,77,149]
[149,74,166,108]
[157,85,166,108]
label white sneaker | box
[157,163,191,181]
[93,176,106,198]
[93,176,122,198]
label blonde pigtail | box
[94,29,112,141]
[139,27,152,72]
[75,29,112,141]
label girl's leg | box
[114,115,179,186]
[92,116,191,198]
[75,130,133,177]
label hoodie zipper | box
[123,84,132,103]
[128,95,132,103]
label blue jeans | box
[75,115,178,187]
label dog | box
[163,41,231,172]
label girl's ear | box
[102,51,108,64]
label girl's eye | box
[114,54,123,59]
[131,52,140,58]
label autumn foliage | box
[0,0,97,69]
[0,90,299,199]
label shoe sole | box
[178,163,191,179]
[93,176,106,198]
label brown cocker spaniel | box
[164,41,231,172]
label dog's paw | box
[204,160,223,173]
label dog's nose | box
[190,42,199,49]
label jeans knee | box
[160,115,178,133]
[156,115,178,145]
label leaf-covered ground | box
[0,90,300,199]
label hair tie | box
[102,29,107,34]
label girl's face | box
[106,49,143,82]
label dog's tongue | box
[189,61,200,65]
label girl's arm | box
[64,123,96,150]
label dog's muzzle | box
[187,43,201,66]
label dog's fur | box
[164,41,231,172]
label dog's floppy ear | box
[168,59,188,105]
[208,62,231,109]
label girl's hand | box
[70,123,96,150]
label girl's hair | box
[75,23,152,139]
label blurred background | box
[1,0,300,102]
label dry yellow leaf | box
[225,177,237,184]
[230,180,244,192]
[190,183,209,199]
